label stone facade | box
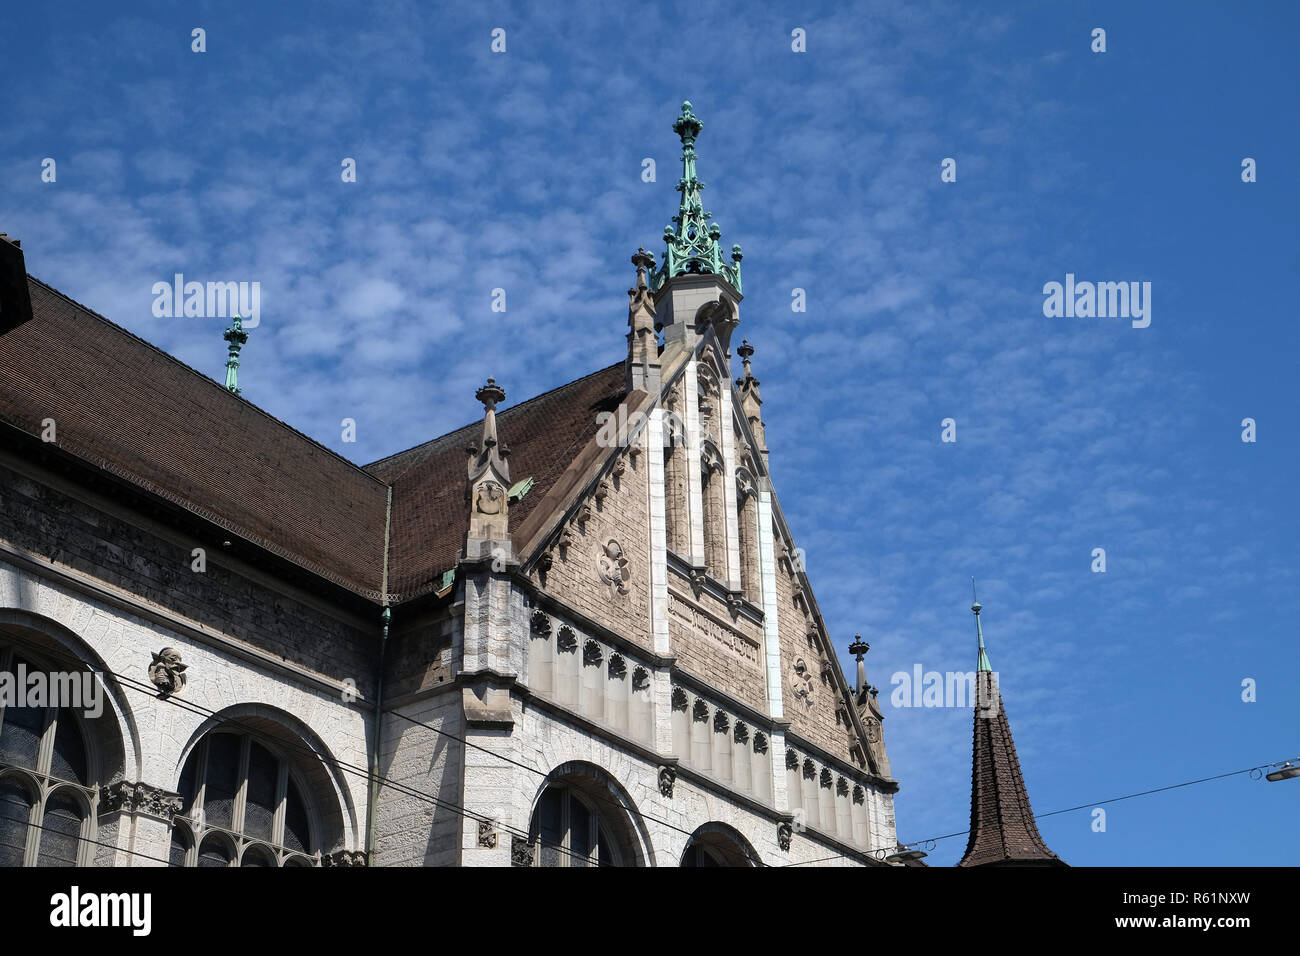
[0,104,902,868]
[0,455,371,867]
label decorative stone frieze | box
[323,850,367,867]
[556,625,577,653]
[99,781,184,822]
[511,835,535,867]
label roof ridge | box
[362,361,625,472]
[27,275,389,487]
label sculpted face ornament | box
[148,647,187,696]
[658,765,676,798]
[777,822,793,852]
[865,718,881,743]
[475,481,504,515]
[597,539,630,594]
[790,657,815,709]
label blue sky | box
[3,0,1297,866]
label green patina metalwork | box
[972,578,992,672]
[507,476,534,503]
[223,313,248,395]
[652,101,742,293]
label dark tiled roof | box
[958,672,1066,866]
[2,270,628,607]
[0,277,390,599]
[365,364,626,601]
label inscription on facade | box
[667,590,761,667]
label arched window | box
[0,644,95,867]
[680,822,759,867]
[680,841,726,866]
[663,388,690,556]
[172,730,317,867]
[701,441,727,578]
[526,766,644,867]
[532,785,621,868]
[735,466,759,602]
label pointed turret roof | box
[958,587,1067,867]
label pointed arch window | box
[735,465,759,602]
[663,386,691,556]
[700,440,727,578]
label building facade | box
[0,103,900,867]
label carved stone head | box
[475,481,504,515]
[148,647,188,696]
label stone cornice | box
[783,731,899,794]
[668,663,790,736]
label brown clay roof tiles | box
[365,364,626,601]
[1,278,390,598]
[1,274,627,607]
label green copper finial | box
[223,314,249,395]
[652,101,742,293]
[971,578,991,672]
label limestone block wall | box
[384,610,457,699]
[530,446,654,658]
[780,738,895,852]
[0,457,377,688]
[373,688,463,867]
[0,557,370,866]
[461,699,866,868]
[525,607,655,748]
[772,537,857,764]
[664,571,767,712]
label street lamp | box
[882,844,928,864]
[1265,760,1300,782]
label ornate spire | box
[652,101,742,293]
[848,634,870,699]
[849,633,889,776]
[735,339,767,462]
[958,589,1067,867]
[465,378,511,558]
[626,247,660,393]
[223,314,248,395]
